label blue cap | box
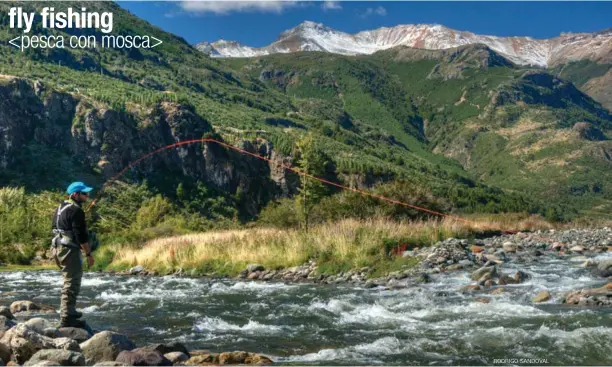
[66,182,93,195]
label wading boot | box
[67,310,83,319]
[60,317,87,328]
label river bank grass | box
[0,264,55,272]
[102,214,556,277]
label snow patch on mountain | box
[195,22,612,67]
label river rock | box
[514,271,530,283]
[219,351,249,364]
[115,348,171,366]
[186,354,219,365]
[533,290,551,303]
[502,242,517,253]
[570,246,585,253]
[470,245,484,253]
[0,324,79,364]
[24,319,58,338]
[471,266,497,281]
[0,308,13,320]
[460,285,481,293]
[163,352,188,364]
[79,331,135,364]
[244,353,273,365]
[1,316,16,335]
[57,328,92,344]
[9,302,40,315]
[148,342,189,357]
[0,342,9,365]
[246,264,264,273]
[92,362,124,366]
[446,263,464,271]
[593,259,612,277]
[129,265,144,275]
[475,297,490,304]
[24,349,86,366]
[484,280,497,287]
[491,288,505,295]
[563,283,612,306]
[498,275,518,285]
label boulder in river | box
[115,348,171,366]
[498,275,518,285]
[491,288,505,295]
[0,324,79,364]
[514,271,530,283]
[460,285,481,293]
[24,349,86,366]
[57,328,92,344]
[0,342,10,364]
[163,352,189,364]
[9,302,55,316]
[502,242,517,253]
[186,353,219,365]
[470,266,497,281]
[24,319,59,338]
[0,308,14,321]
[147,342,189,357]
[563,283,612,306]
[0,316,16,336]
[533,290,551,303]
[592,259,612,277]
[79,331,135,364]
[219,351,249,364]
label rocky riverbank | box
[0,302,272,366]
[119,228,612,306]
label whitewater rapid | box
[1,254,610,365]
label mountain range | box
[196,21,612,67]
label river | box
[1,253,611,365]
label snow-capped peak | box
[194,22,612,67]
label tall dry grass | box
[106,215,556,275]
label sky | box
[118,1,612,47]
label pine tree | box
[295,133,328,229]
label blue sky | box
[119,1,612,47]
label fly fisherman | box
[51,181,95,328]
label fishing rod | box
[86,137,477,226]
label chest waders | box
[51,200,84,323]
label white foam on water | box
[338,304,422,327]
[143,326,167,335]
[82,278,114,287]
[209,281,297,295]
[81,305,101,313]
[409,301,548,320]
[279,336,449,364]
[193,316,284,335]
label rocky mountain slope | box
[196,21,612,67]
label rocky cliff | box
[0,77,295,215]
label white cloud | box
[179,0,300,15]
[360,6,387,18]
[321,1,342,11]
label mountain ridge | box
[196,21,612,68]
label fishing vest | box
[51,200,81,249]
